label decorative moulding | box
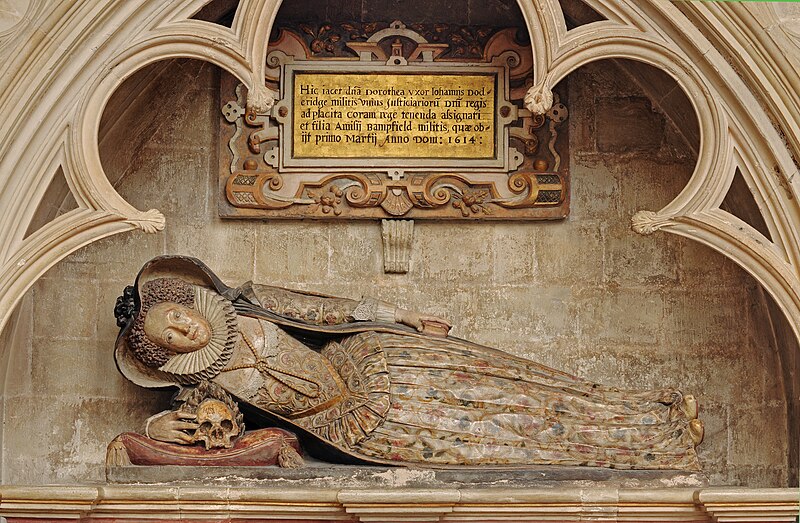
[218,20,571,221]
[0,485,796,522]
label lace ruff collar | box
[158,286,238,384]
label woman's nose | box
[174,315,193,332]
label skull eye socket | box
[221,420,233,431]
[200,421,212,431]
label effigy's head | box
[143,302,212,352]
[115,256,238,387]
[127,278,211,367]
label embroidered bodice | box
[213,316,390,448]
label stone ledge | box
[106,462,709,489]
[0,484,797,522]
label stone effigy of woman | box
[113,255,704,470]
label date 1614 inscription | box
[293,73,495,159]
[220,21,570,220]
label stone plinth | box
[1,483,797,522]
[107,461,708,489]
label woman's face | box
[143,302,212,353]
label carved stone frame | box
[220,21,571,220]
[272,58,517,173]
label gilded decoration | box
[219,21,570,220]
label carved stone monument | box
[219,20,569,220]
[109,256,704,471]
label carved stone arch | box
[75,35,257,210]
[527,32,729,217]
[518,0,800,351]
[0,0,796,339]
[513,0,562,84]
[0,0,290,332]
[0,0,798,498]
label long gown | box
[209,283,700,470]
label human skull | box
[193,399,239,450]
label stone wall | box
[0,57,791,486]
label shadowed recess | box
[99,59,219,192]
[611,58,700,160]
[191,0,239,28]
[758,287,800,487]
[721,168,773,242]
[23,166,78,240]
[559,0,606,30]
[273,0,527,29]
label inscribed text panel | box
[292,73,496,159]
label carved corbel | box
[631,210,677,235]
[245,85,278,122]
[123,209,166,234]
[525,81,554,115]
[381,219,414,274]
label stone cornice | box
[0,485,796,522]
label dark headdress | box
[114,256,243,388]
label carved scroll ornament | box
[219,21,570,220]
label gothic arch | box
[1,0,799,363]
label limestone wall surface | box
[0,57,791,486]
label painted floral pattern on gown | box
[222,285,700,470]
[341,332,699,469]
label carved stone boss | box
[219,21,570,220]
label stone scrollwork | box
[225,170,566,219]
[219,21,570,220]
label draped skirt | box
[346,332,700,470]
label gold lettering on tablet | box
[293,73,495,159]
[219,21,571,220]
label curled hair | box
[127,278,195,368]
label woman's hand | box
[395,308,452,337]
[145,410,199,444]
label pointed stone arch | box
[0,1,799,492]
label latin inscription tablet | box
[219,21,570,220]
[292,73,495,159]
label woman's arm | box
[244,283,450,335]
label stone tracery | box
[0,0,798,513]
[1,0,799,344]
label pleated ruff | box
[350,333,700,470]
